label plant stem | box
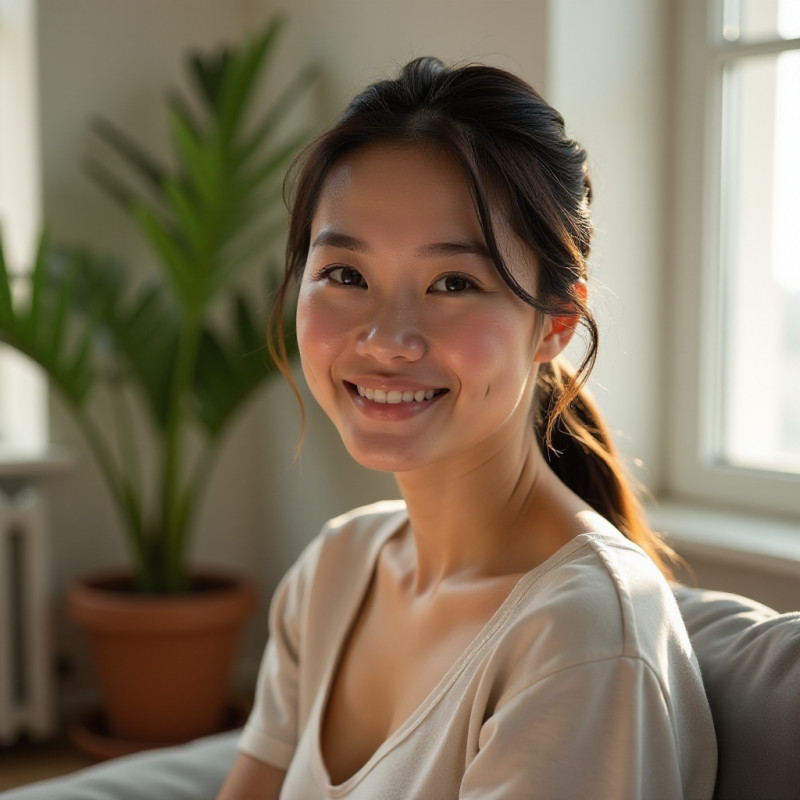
[159,307,202,592]
[110,379,142,505]
[70,402,151,588]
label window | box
[718,1,800,474]
[667,0,800,519]
[0,0,48,456]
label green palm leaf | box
[193,284,278,436]
[215,19,284,147]
[103,279,179,430]
[0,235,96,408]
[1,17,314,593]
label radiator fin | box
[0,487,54,743]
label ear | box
[533,281,586,363]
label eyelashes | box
[429,274,480,293]
[316,265,366,287]
[313,265,482,294]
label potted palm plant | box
[0,17,313,752]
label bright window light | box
[0,0,48,456]
[723,0,800,43]
[718,45,800,474]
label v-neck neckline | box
[312,510,606,794]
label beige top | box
[239,501,717,799]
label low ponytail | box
[534,358,679,579]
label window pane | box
[0,0,47,456]
[723,0,800,43]
[719,50,800,473]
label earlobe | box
[533,282,586,363]
[533,314,579,362]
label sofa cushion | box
[0,730,238,800]
[674,585,800,800]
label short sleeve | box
[237,537,321,770]
[460,655,712,800]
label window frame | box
[665,0,800,521]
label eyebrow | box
[311,230,369,253]
[311,229,491,259]
[416,239,492,259]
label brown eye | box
[430,273,477,293]
[327,266,367,287]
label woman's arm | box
[216,753,286,800]
[221,538,321,798]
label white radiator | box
[0,487,54,743]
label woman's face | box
[296,144,558,474]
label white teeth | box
[355,384,439,404]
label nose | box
[354,301,426,363]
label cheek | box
[440,307,538,380]
[296,289,352,388]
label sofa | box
[2,586,799,800]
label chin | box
[342,437,430,474]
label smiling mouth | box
[346,382,448,405]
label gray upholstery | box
[673,585,800,800]
[0,729,238,799]
[2,586,798,799]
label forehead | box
[311,144,484,244]
[307,143,540,295]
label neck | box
[394,428,582,592]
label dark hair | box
[269,57,678,578]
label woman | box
[218,58,716,799]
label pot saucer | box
[68,700,249,762]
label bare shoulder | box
[216,752,286,800]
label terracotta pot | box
[67,570,257,745]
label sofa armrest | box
[674,585,800,800]
[0,730,238,800]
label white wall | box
[247,0,548,117]
[548,0,670,492]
